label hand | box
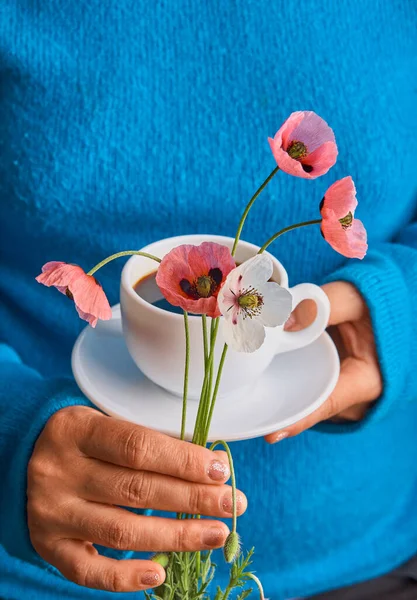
[28,406,247,592]
[265,281,382,443]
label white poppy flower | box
[218,254,293,353]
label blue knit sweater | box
[1,1,417,599]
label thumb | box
[285,281,365,331]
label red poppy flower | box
[268,111,338,179]
[36,262,112,327]
[320,177,368,259]
[155,242,236,317]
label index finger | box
[77,413,230,484]
[285,282,366,332]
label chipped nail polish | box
[208,460,230,481]
[202,527,227,548]
[222,493,243,514]
[141,571,160,586]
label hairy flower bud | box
[223,531,241,563]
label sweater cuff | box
[0,354,92,564]
[321,246,412,426]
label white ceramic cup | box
[119,234,330,400]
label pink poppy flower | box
[320,176,368,259]
[156,242,236,317]
[268,111,338,179]
[36,262,112,327]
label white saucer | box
[72,305,340,442]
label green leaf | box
[236,589,253,599]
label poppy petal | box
[155,242,235,317]
[322,213,368,259]
[36,261,112,325]
[70,275,112,322]
[36,262,85,288]
[278,111,305,150]
[268,138,314,179]
[321,176,357,220]
[301,141,338,178]
[238,254,273,289]
[217,286,238,318]
[258,282,292,327]
[289,111,335,152]
[222,314,266,353]
[269,111,338,179]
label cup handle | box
[275,283,330,354]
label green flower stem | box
[180,311,190,441]
[258,219,322,254]
[183,551,190,593]
[231,166,280,257]
[205,360,214,426]
[246,573,266,599]
[197,367,213,446]
[202,320,220,436]
[195,548,201,580]
[192,363,211,446]
[193,379,209,445]
[209,440,237,534]
[205,318,216,420]
[198,321,217,444]
[203,343,229,446]
[222,583,233,600]
[210,316,216,341]
[192,319,220,445]
[202,315,209,367]
[87,250,161,276]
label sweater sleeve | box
[322,216,417,425]
[0,342,92,564]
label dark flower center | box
[287,140,308,159]
[339,212,353,229]
[180,267,223,300]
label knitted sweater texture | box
[1,1,417,598]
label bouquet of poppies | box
[37,111,367,599]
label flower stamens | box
[237,287,264,319]
[196,275,213,298]
[339,211,353,229]
[180,267,223,300]
[287,140,308,160]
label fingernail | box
[202,527,227,548]
[141,571,160,586]
[222,493,243,514]
[284,314,297,331]
[208,460,230,481]
[269,431,289,444]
